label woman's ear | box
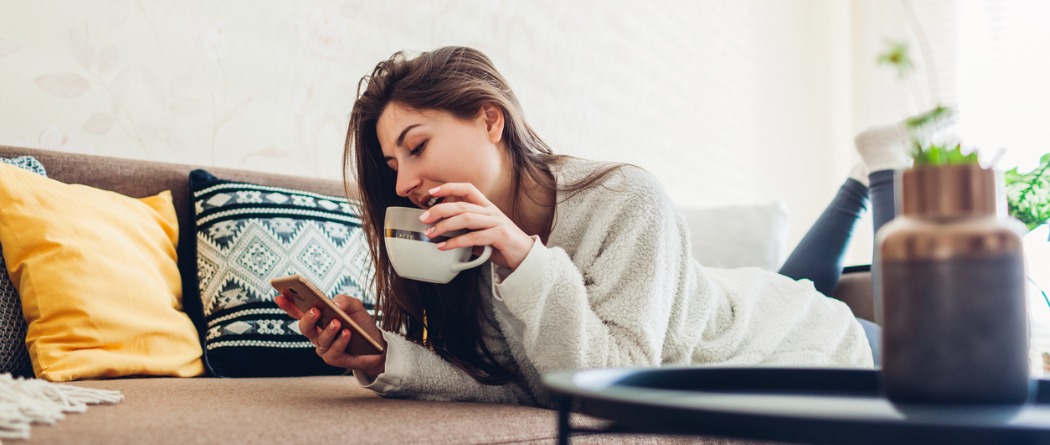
[480,103,505,144]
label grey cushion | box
[0,156,47,377]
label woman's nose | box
[395,168,421,198]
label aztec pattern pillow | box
[0,156,46,377]
[190,169,376,377]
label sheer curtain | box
[851,0,1048,170]
[956,0,1050,172]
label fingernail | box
[425,227,434,235]
[342,329,350,338]
[436,242,446,249]
[309,308,319,318]
[428,186,440,194]
[419,211,430,221]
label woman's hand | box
[422,183,535,270]
[274,293,386,380]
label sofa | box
[0,144,873,444]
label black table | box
[543,367,1050,444]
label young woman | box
[275,46,911,406]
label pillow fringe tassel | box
[0,373,123,442]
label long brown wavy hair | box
[344,46,620,384]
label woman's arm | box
[277,293,534,404]
[491,167,689,373]
[358,331,535,405]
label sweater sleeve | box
[355,330,535,405]
[491,167,687,373]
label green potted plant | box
[876,43,1032,405]
[880,42,1050,235]
[888,46,1050,309]
[877,129,1032,405]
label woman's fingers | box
[276,294,386,375]
[421,200,487,224]
[445,226,535,270]
[313,323,385,371]
[427,212,500,240]
[331,295,385,348]
[274,295,304,319]
[320,347,385,372]
[417,182,535,270]
[329,327,352,354]
[297,307,322,343]
[315,318,342,352]
[434,221,502,249]
[428,183,492,207]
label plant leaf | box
[34,73,91,98]
[82,112,114,134]
[904,105,953,129]
[98,46,119,74]
[877,41,914,78]
[110,67,130,114]
[0,38,21,59]
[69,29,94,70]
[912,141,979,167]
[1005,152,1050,231]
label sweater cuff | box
[354,330,405,393]
[491,235,548,302]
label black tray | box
[543,367,1050,444]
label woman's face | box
[376,102,512,210]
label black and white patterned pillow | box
[189,169,375,377]
[1,156,47,377]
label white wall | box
[0,0,929,263]
[5,0,1050,372]
[753,0,855,262]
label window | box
[956,0,1050,172]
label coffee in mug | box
[384,206,492,284]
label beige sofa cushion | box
[680,201,789,271]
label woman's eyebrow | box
[395,124,422,147]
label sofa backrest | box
[0,145,352,218]
[0,145,356,347]
[0,145,793,275]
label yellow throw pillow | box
[0,163,204,381]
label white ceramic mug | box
[384,206,493,284]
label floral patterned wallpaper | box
[2,2,386,176]
[0,0,879,265]
[0,0,785,205]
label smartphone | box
[270,274,384,355]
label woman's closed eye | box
[384,141,427,171]
[409,141,427,156]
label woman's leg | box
[855,122,911,237]
[868,169,897,236]
[778,177,869,295]
[857,317,881,365]
[852,123,914,367]
[775,168,898,367]
[861,169,898,367]
[778,123,912,294]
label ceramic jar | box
[876,164,1031,405]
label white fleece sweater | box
[357,158,873,406]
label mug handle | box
[451,245,493,272]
